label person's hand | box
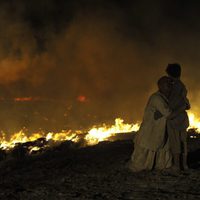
[167,114,173,120]
[186,102,190,110]
[154,110,163,120]
[167,112,177,120]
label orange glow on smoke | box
[77,95,87,103]
[14,97,40,102]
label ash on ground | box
[0,132,200,200]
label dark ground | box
[0,133,200,200]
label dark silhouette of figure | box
[128,76,173,172]
[166,63,190,171]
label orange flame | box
[85,118,140,145]
[0,118,139,152]
[188,111,200,132]
[0,110,199,153]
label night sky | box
[0,0,200,131]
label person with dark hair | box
[166,63,181,78]
[128,76,172,172]
[165,63,190,172]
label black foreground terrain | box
[0,133,200,200]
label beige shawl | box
[135,91,171,151]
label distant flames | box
[85,118,140,145]
[188,111,200,131]
[0,118,139,152]
[14,97,40,102]
[0,111,199,153]
[77,95,87,103]
[0,96,41,102]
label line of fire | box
[0,95,199,157]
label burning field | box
[0,0,200,155]
[0,0,200,199]
[0,98,200,200]
[0,107,200,199]
[0,106,199,154]
[0,97,199,199]
[0,123,200,199]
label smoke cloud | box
[0,0,199,132]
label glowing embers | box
[14,97,41,102]
[77,95,87,103]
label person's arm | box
[167,105,186,120]
[154,110,163,120]
[169,81,190,112]
[151,94,171,120]
[185,97,190,110]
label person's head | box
[157,76,172,97]
[166,63,181,78]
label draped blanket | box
[129,91,172,172]
[135,91,170,151]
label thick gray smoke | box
[0,0,199,132]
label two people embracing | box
[129,63,190,173]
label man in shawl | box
[128,76,172,172]
[165,63,190,171]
